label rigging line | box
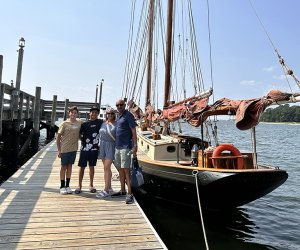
[171,46,180,102]
[127,3,149,99]
[152,9,160,109]
[248,0,276,52]
[248,0,296,92]
[187,2,198,93]
[171,1,181,102]
[158,0,166,64]
[177,33,185,100]
[206,0,215,103]
[123,0,136,99]
[126,0,147,99]
[127,0,148,100]
[130,37,147,101]
[189,1,204,94]
[188,0,205,93]
[181,0,187,99]
[133,52,147,104]
[131,2,149,97]
[171,4,181,103]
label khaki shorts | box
[114,148,131,169]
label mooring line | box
[193,170,209,250]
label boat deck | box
[0,141,166,249]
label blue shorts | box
[61,151,77,166]
[78,150,98,167]
[114,148,131,169]
[98,141,115,161]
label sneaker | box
[75,188,82,194]
[108,188,114,194]
[125,194,134,204]
[96,190,110,198]
[65,187,73,194]
[111,190,127,197]
[89,187,97,193]
[60,187,67,195]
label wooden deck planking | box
[0,141,166,250]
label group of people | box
[56,99,137,204]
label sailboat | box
[122,0,300,210]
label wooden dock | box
[0,141,166,249]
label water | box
[0,129,49,185]
[135,121,300,250]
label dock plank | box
[0,141,166,250]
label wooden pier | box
[0,141,166,249]
[0,80,101,166]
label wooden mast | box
[146,0,155,108]
[163,0,173,108]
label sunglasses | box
[116,104,124,107]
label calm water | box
[135,121,300,250]
[0,130,49,185]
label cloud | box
[240,80,256,86]
[273,74,288,80]
[263,66,275,72]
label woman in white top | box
[96,108,117,198]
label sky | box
[0,0,299,108]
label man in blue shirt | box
[111,99,137,204]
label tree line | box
[260,104,300,122]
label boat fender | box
[212,144,244,169]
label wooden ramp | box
[0,141,166,249]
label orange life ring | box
[212,144,244,169]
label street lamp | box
[98,79,104,111]
[15,37,25,91]
[19,37,25,48]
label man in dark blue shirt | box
[111,99,137,204]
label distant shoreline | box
[260,122,300,125]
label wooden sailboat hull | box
[136,158,288,210]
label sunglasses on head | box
[116,104,124,107]
[106,112,114,115]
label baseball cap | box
[90,106,100,113]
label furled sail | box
[160,89,296,130]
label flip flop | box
[89,187,97,193]
[75,188,81,194]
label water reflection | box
[134,190,278,250]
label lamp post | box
[98,79,104,111]
[15,37,25,91]
[95,84,99,105]
[0,55,3,84]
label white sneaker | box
[96,190,110,198]
[60,187,67,195]
[65,187,73,194]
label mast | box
[146,0,155,108]
[163,0,173,108]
